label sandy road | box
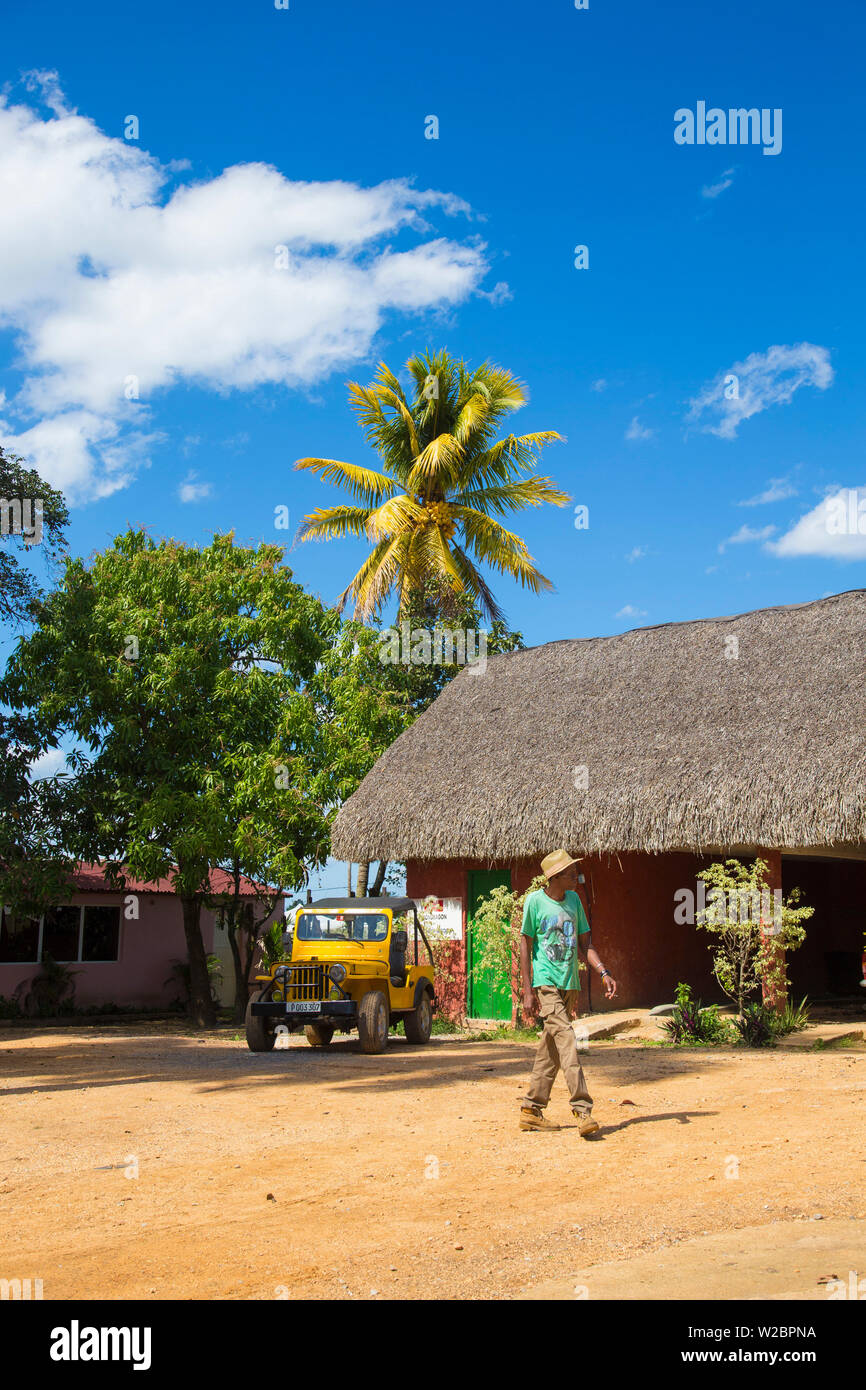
[1,1023,864,1300]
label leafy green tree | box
[0,708,75,928]
[0,447,69,627]
[295,350,569,620]
[1,530,335,1026]
[696,858,813,1014]
[0,449,72,928]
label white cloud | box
[718,523,776,554]
[591,378,607,392]
[0,78,491,502]
[738,476,798,506]
[29,746,67,780]
[476,280,512,305]
[625,416,654,442]
[616,604,647,618]
[0,410,159,500]
[688,344,833,440]
[626,546,647,562]
[769,487,866,559]
[701,167,736,199]
[178,471,212,503]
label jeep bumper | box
[251,1000,357,1020]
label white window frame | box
[1,904,121,964]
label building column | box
[760,850,786,1011]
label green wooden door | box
[467,870,512,1020]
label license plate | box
[284,1001,321,1013]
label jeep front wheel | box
[304,1022,334,1048]
[404,991,433,1044]
[357,990,389,1054]
[245,996,276,1052]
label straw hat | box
[540,849,582,879]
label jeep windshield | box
[296,911,389,943]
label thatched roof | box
[331,590,866,861]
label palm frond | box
[295,506,373,543]
[449,545,506,624]
[459,431,564,489]
[453,507,555,595]
[453,391,492,447]
[365,493,425,541]
[407,433,465,490]
[294,457,395,506]
[454,476,571,515]
[344,532,412,619]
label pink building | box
[0,865,281,1011]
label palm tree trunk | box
[356,861,370,897]
[369,860,388,896]
[346,862,354,896]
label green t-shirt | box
[521,888,590,990]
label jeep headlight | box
[328,964,347,985]
[275,966,292,982]
[272,987,284,1002]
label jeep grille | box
[285,964,327,1001]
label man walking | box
[519,849,618,1135]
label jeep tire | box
[357,989,389,1054]
[304,1022,335,1048]
[245,994,276,1052]
[404,990,433,1044]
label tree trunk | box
[228,926,248,1023]
[346,862,353,896]
[369,860,387,896]
[356,861,370,897]
[180,894,216,1027]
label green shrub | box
[769,995,810,1038]
[0,994,23,1019]
[732,1001,775,1047]
[165,954,223,1011]
[259,920,290,971]
[431,1015,460,1035]
[14,955,78,1017]
[660,982,732,1045]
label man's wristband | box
[599,968,610,978]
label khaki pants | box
[523,987,593,1115]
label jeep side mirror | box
[391,929,408,952]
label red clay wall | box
[407,852,784,1017]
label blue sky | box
[2,0,865,888]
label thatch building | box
[332,590,866,1015]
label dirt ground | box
[1,1022,864,1301]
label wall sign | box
[419,895,463,941]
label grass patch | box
[431,1016,461,1035]
[811,1034,865,1051]
[464,1025,541,1043]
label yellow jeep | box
[246,896,437,1054]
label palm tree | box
[294,351,569,621]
